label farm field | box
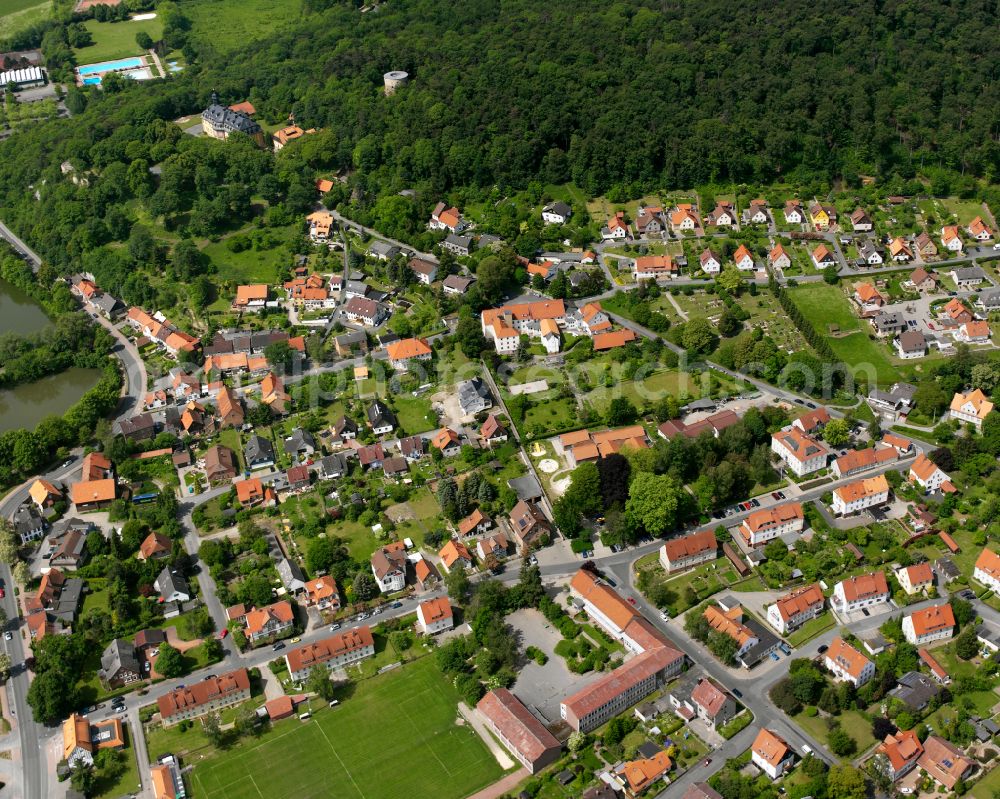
[188,657,505,799]
[77,17,164,63]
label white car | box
[659,611,670,621]
[3,631,10,641]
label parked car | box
[219,629,228,639]
[776,491,785,500]
[391,601,403,608]
[3,631,11,642]
[770,651,780,661]
[732,689,742,698]
[817,644,828,654]
[330,623,341,631]
[291,637,301,643]
[627,597,636,606]
[750,499,760,508]
[703,758,712,767]
[272,642,285,651]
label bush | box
[803,706,818,717]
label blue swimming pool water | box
[83,77,101,85]
[77,57,144,76]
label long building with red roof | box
[477,688,561,773]
[284,626,375,681]
[561,569,684,731]
[157,668,250,726]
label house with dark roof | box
[458,377,493,415]
[283,428,316,459]
[367,400,397,435]
[889,671,942,711]
[244,435,275,470]
[98,639,141,688]
[316,453,351,480]
[154,568,191,604]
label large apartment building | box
[824,636,875,687]
[902,604,955,646]
[831,474,889,516]
[560,569,684,731]
[737,502,804,547]
[771,428,829,476]
[659,531,717,573]
[831,572,890,614]
[481,300,566,354]
[157,668,251,726]
[766,584,825,635]
[284,626,375,681]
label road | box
[0,457,86,799]
[90,312,148,422]
[0,218,41,271]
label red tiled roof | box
[477,688,560,765]
[157,668,250,720]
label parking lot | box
[506,607,608,723]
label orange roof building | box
[951,388,994,428]
[832,571,890,612]
[918,736,975,789]
[751,728,793,778]
[416,596,454,634]
[739,502,804,547]
[766,583,825,634]
[29,478,62,507]
[431,427,461,453]
[157,668,251,725]
[138,532,172,561]
[244,600,295,641]
[439,539,472,571]
[831,473,889,515]
[593,329,637,351]
[659,530,717,572]
[975,547,1000,591]
[386,337,432,365]
[903,604,955,645]
[284,627,375,681]
[877,729,923,780]
[896,562,934,594]
[620,749,673,795]
[70,478,117,508]
[824,636,875,686]
[561,568,684,731]
[305,575,340,610]
[234,284,268,307]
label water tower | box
[383,70,409,96]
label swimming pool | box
[77,57,144,76]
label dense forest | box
[0,0,998,300]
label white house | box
[831,474,889,516]
[766,584,825,635]
[541,319,561,354]
[732,245,755,271]
[941,226,963,252]
[542,202,572,225]
[858,241,883,265]
[824,636,875,687]
[371,543,407,593]
[974,548,1000,593]
[783,202,804,224]
[751,728,794,780]
[659,530,716,573]
[895,331,927,359]
[909,453,952,494]
[771,428,829,477]
[896,562,934,595]
[950,389,994,429]
[699,249,722,274]
[768,244,791,271]
[738,502,804,548]
[601,212,629,240]
[902,604,955,646]
[831,572,890,614]
[416,597,454,635]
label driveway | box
[507,608,603,724]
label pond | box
[0,367,103,433]
[0,277,50,336]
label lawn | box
[217,428,245,471]
[788,284,860,333]
[785,613,835,648]
[391,394,437,436]
[188,657,505,799]
[201,226,299,286]
[185,0,304,52]
[92,728,142,799]
[0,0,50,39]
[76,17,164,63]
[583,368,738,414]
[971,762,1000,799]
[520,396,577,438]
[792,708,876,758]
[827,333,902,385]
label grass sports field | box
[189,658,505,799]
[0,0,50,39]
